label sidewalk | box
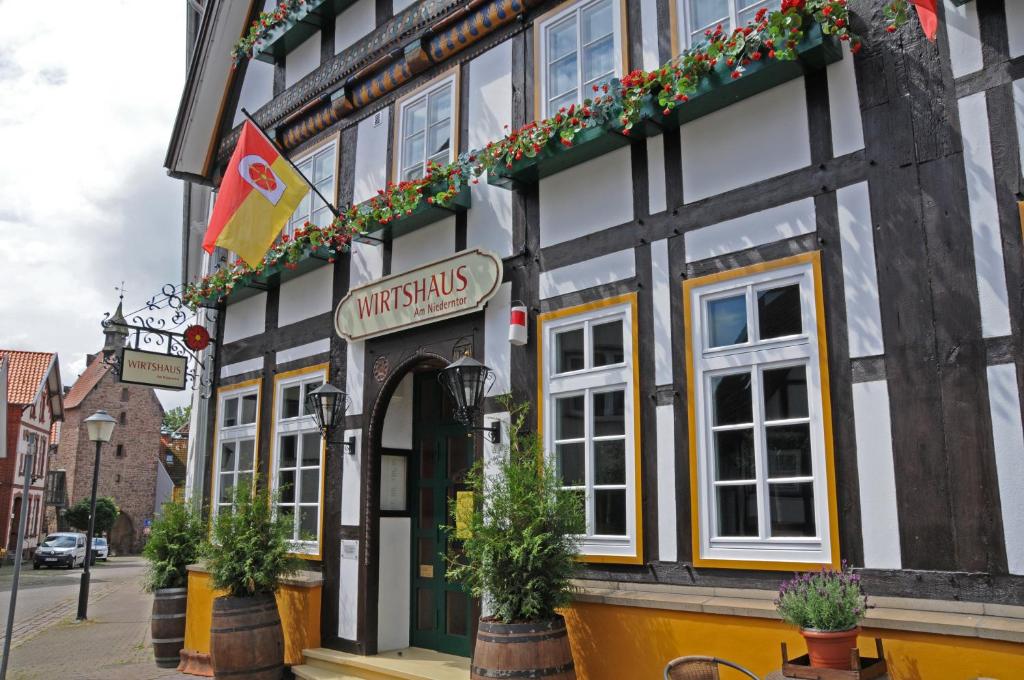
[4,564,191,680]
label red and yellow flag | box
[203,120,310,266]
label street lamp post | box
[77,410,116,621]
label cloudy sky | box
[0,0,191,409]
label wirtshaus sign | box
[119,348,188,390]
[335,248,502,341]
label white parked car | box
[91,537,109,561]
[33,533,87,569]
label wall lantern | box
[439,355,501,444]
[305,383,356,454]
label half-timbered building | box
[166,0,1024,676]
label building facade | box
[166,0,1024,676]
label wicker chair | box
[663,656,761,680]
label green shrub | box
[775,564,867,631]
[204,478,300,598]
[445,397,585,624]
[142,500,204,592]
[65,496,119,535]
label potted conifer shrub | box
[446,398,585,680]
[143,500,204,668]
[204,479,299,680]
[776,564,868,670]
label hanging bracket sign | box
[119,348,188,390]
[335,248,503,341]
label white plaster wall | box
[827,45,864,157]
[346,241,382,417]
[651,239,673,386]
[1009,0,1024,58]
[837,182,884,358]
[232,59,275,126]
[338,539,360,639]
[681,78,810,203]
[276,338,330,365]
[539,146,634,247]
[393,0,416,12]
[640,0,661,71]
[467,42,514,257]
[945,0,983,78]
[390,217,455,274]
[377,517,411,650]
[684,198,816,263]
[539,249,636,299]
[484,282,512,395]
[350,240,384,287]
[852,380,902,570]
[655,404,677,562]
[342,429,362,525]
[220,357,264,380]
[346,341,365,416]
[335,0,376,54]
[958,92,1012,338]
[1014,79,1024,180]
[154,464,175,515]
[382,374,413,449]
[647,136,667,215]
[353,109,391,204]
[285,31,321,88]
[222,292,267,343]
[987,363,1024,575]
[278,265,334,327]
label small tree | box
[143,501,204,591]
[204,479,300,598]
[65,496,119,535]
[445,397,585,623]
[163,406,192,431]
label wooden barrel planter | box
[209,593,284,680]
[471,616,576,680]
[151,587,187,668]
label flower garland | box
[232,0,311,66]
[193,0,911,307]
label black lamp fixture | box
[439,354,501,443]
[305,383,356,454]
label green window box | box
[252,0,357,64]
[196,244,335,307]
[361,183,472,241]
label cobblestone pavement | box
[2,557,192,680]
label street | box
[0,556,190,679]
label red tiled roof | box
[63,355,110,410]
[0,350,57,406]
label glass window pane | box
[420,439,435,479]
[711,373,752,426]
[280,434,298,468]
[689,0,729,31]
[446,590,469,636]
[240,394,257,424]
[555,328,584,373]
[758,284,802,339]
[292,191,311,223]
[312,206,332,226]
[708,294,748,347]
[547,16,577,61]
[555,395,585,440]
[403,132,425,172]
[220,442,236,472]
[299,507,318,540]
[279,470,296,503]
[402,164,424,182]
[236,472,252,493]
[548,90,578,117]
[594,439,625,485]
[223,398,238,427]
[592,320,624,366]
[447,436,472,479]
[714,429,755,481]
[763,366,808,421]
[238,439,255,472]
[417,589,434,630]
[301,432,321,466]
[418,538,434,566]
[278,503,294,528]
[581,0,613,43]
[716,485,758,537]
[737,0,771,25]
[548,53,578,99]
[404,100,427,136]
[582,34,615,84]
[313,150,334,182]
[556,442,585,486]
[767,424,812,478]
[594,489,626,535]
[427,122,450,159]
[300,469,320,504]
[283,385,301,419]
[428,87,452,124]
[769,482,816,537]
[419,488,434,530]
[593,391,625,436]
[219,473,235,503]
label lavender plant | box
[775,563,867,631]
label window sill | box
[571,579,1024,643]
[195,244,334,307]
[361,182,472,241]
[252,0,359,64]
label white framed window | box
[687,255,835,567]
[270,366,326,556]
[676,0,771,49]
[213,383,260,518]
[395,73,457,182]
[536,0,625,119]
[541,296,640,562]
[286,140,337,235]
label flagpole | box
[240,108,341,219]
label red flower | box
[731,70,741,79]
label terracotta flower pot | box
[801,627,860,670]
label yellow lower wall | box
[184,569,321,666]
[564,602,1024,680]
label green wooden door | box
[410,372,474,657]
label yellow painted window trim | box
[537,292,644,566]
[390,67,461,185]
[270,362,330,562]
[683,251,841,571]
[532,0,631,123]
[209,377,263,535]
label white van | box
[33,532,87,569]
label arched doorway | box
[109,512,135,555]
[364,352,476,657]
